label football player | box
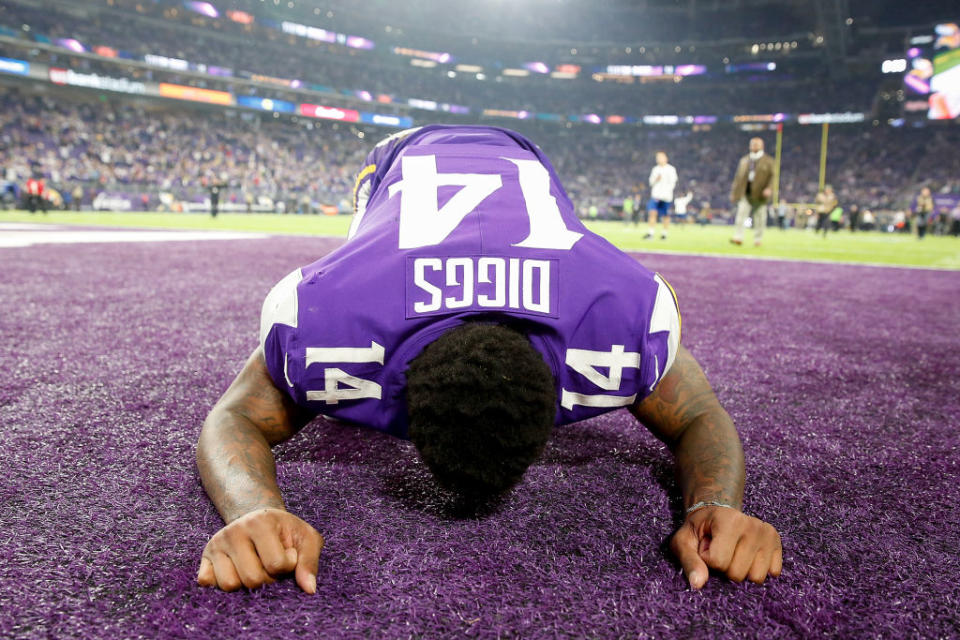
[196,126,782,594]
[645,151,678,239]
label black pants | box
[210,195,219,218]
[816,213,829,235]
[27,195,46,213]
[917,223,927,239]
[951,219,960,237]
[849,213,859,231]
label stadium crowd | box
[0,90,367,211]
[3,86,959,225]
[2,0,958,228]
[0,0,878,118]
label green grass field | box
[2,210,959,269]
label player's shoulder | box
[259,267,304,347]
[373,126,423,150]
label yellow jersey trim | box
[353,164,376,198]
[657,273,682,343]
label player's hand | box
[763,187,772,199]
[197,508,324,593]
[670,506,782,590]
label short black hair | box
[406,322,556,499]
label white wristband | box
[686,501,738,516]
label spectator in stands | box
[729,138,774,247]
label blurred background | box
[0,0,958,239]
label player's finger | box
[725,536,758,583]
[771,546,783,577]
[197,556,216,587]
[700,520,739,571]
[250,528,295,577]
[210,552,243,592]
[225,537,274,589]
[294,529,324,594]
[671,525,709,589]
[747,549,773,584]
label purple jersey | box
[261,125,680,438]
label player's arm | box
[195,347,324,593]
[630,345,782,590]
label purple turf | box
[1,235,958,639]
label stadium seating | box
[1,0,958,219]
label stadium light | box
[881,59,907,74]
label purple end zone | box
[0,235,958,639]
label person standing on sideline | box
[848,203,860,232]
[949,203,960,237]
[673,189,693,227]
[829,204,843,232]
[914,187,934,240]
[814,186,837,238]
[25,175,47,214]
[776,201,790,230]
[645,151,677,240]
[622,194,635,226]
[208,178,226,218]
[729,138,774,246]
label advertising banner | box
[158,83,234,105]
[359,112,414,128]
[299,103,360,121]
[49,68,147,94]
[0,57,30,76]
[236,95,296,113]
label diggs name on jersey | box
[406,256,558,318]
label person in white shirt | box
[645,151,678,240]
[674,190,694,225]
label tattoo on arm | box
[630,345,745,510]
[196,348,315,524]
[197,411,286,523]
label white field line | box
[0,229,269,248]
[624,246,960,271]
[2,223,956,271]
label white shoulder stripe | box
[650,274,681,384]
[259,268,303,349]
